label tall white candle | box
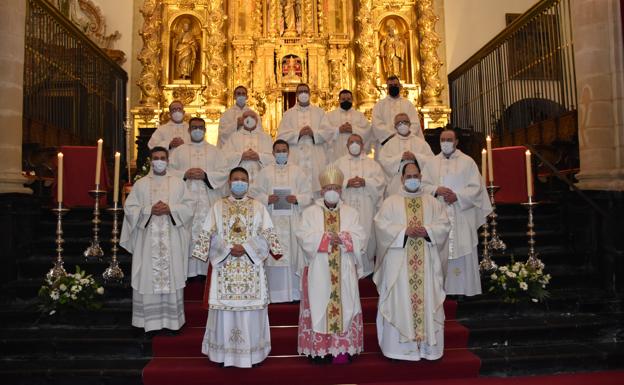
[95,139,103,185]
[525,150,533,198]
[486,135,494,184]
[57,153,63,203]
[126,97,130,121]
[113,152,120,203]
[481,149,487,185]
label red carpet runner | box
[143,278,481,385]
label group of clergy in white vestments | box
[119,76,493,368]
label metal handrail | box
[526,144,608,217]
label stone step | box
[16,254,132,280]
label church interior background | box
[1,0,624,384]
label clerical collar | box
[229,195,248,201]
[401,188,422,198]
[297,104,310,111]
[241,129,256,135]
[443,149,460,160]
[151,171,167,178]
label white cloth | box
[333,154,385,275]
[378,134,433,197]
[169,142,229,277]
[371,96,424,145]
[421,150,492,296]
[252,163,313,302]
[120,172,194,331]
[148,120,191,150]
[277,104,331,192]
[320,107,372,162]
[193,196,280,368]
[217,104,263,148]
[132,289,185,332]
[295,199,366,334]
[222,128,274,186]
[373,189,450,361]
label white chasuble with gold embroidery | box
[373,190,450,361]
[191,196,282,368]
[169,142,229,277]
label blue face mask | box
[404,178,421,192]
[231,180,248,196]
[235,95,246,108]
[275,152,288,165]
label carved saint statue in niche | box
[283,0,298,36]
[380,19,407,80]
[172,18,200,80]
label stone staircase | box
[0,193,623,384]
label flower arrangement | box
[485,260,551,304]
[38,266,105,315]
[133,156,151,182]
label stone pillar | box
[0,0,30,194]
[572,0,624,191]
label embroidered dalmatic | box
[147,119,191,150]
[320,108,372,162]
[252,162,313,302]
[120,172,194,332]
[421,150,492,296]
[217,104,264,148]
[169,142,228,277]
[277,104,332,192]
[378,134,433,197]
[295,199,366,357]
[333,154,386,276]
[192,196,282,368]
[222,128,274,187]
[373,189,450,361]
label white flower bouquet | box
[38,266,105,315]
[485,260,551,304]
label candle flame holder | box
[486,183,506,252]
[47,203,70,281]
[521,196,544,271]
[103,202,124,284]
[84,184,107,260]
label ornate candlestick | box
[103,202,124,284]
[47,203,70,281]
[486,183,506,252]
[521,196,544,271]
[83,185,107,260]
[479,220,497,272]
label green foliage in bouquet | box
[484,260,551,304]
[38,266,105,315]
[133,156,151,182]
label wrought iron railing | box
[23,0,127,154]
[448,0,576,139]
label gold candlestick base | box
[46,203,70,282]
[84,185,107,260]
[103,203,124,284]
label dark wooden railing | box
[23,0,127,155]
[448,0,577,144]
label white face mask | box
[191,129,205,142]
[171,111,184,123]
[440,141,455,155]
[324,189,340,205]
[243,116,256,129]
[297,92,310,105]
[152,159,167,174]
[348,142,361,156]
[396,123,410,136]
[235,95,247,108]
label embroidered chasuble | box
[324,208,343,334]
[404,197,425,341]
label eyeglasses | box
[170,107,183,112]
[396,120,410,126]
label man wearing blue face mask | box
[169,117,229,278]
[373,161,450,361]
[121,146,195,333]
[217,85,264,148]
[148,100,191,151]
[253,140,314,303]
[421,128,492,296]
[192,167,282,368]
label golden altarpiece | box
[131,0,451,160]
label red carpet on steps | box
[143,278,481,385]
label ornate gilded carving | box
[137,0,163,106]
[355,0,379,109]
[302,0,314,36]
[202,0,227,107]
[171,86,197,106]
[417,0,444,106]
[283,0,298,36]
[253,1,263,38]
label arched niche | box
[378,15,411,83]
[169,15,202,84]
